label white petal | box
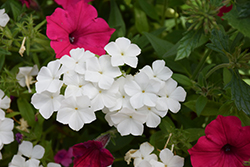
[170,87,186,102]
[111,55,124,67]
[32,145,45,159]
[124,44,141,57]
[139,142,154,156]
[68,111,84,131]
[115,37,131,51]
[19,141,33,157]
[124,80,141,96]
[48,162,61,167]
[104,42,121,56]
[123,56,138,68]
[167,98,181,113]
[130,93,144,109]
[145,112,161,128]
[168,155,185,167]
[159,148,173,165]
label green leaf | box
[159,117,175,132]
[196,96,208,116]
[0,48,11,55]
[134,7,149,33]
[223,5,250,38]
[138,0,159,21]
[206,28,230,56]
[108,0,126,38]
[5,112,21,118]
[227,71,250,115]
[185,128,205,142]
[176,29,203,60]
[172,73,193,87]
[223,68,232,86]
[17,98,36,127]
[8,0,22,21]
[0,54,5,72]
[238,1,250,18]
[144,32,174,57]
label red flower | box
[217,4,233,17]
[188,115,250,167]
[72,140,114,167]
[46,0,115,58]
[54,0,93,9]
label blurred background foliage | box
[1,0,250,166]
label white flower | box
[56,96,96,131]
[124,72,161,109]
[110,107,147,136]
[130,142,158,166]
[35,60,63,93]
[0,89,11,120]
[104,37,141,68]
[47,163,61,167]
[156,78,186,113]
[140,60,173,87]
[0,118,14,146]
[60,48,95,75]
[9,155,28,167]
[16,65,38,93]
[158,148,184,167]
[31,91,64,119]
[83,83,118,112]
[63,73,87,98]
[85,55,122,89]
[18,141,45,160]
[0,9,10,27]
[137,106,167,128]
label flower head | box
[217,4,233,18]
[46,1,115,58]
[188,115,250,167]
[72,140,114,167]
[0,9,10,27]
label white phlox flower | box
[56,96,96,131]
[140,60,173,88]
[60,48,95,75]
[47,162,61,167]
[104,37,141,68]
[83,83,118,112]
[35,60,63,93]
[156,78,186,113]
[0,89,11,120]
[85,55,122,89]
[130,142,158,166]
[137,106,168,128]
[17,141,45,167]
[137,159,165,167]
[102,108,118,127]
[31,91,64,119]
[0,118,14,146]
[9,155,29,167]
[157,148,184,167]
[124,72,161,109]
[110,107,147,136]
[0,9,10,27]
[16,65,38,93]
[63,73,87,98]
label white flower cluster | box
[9,141,60,167]
[0,89,14,159]
[31,37,186,135]
[125,142,184,167]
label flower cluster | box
[125,142,184,167]
[0,89,14,160]
[9,141,60,167]
[31,37,186,135]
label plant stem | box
[192,50,212,80]
[205,63,230,79]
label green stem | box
[205,63,230,79]
[161,0,168,26]
[192,50,212,80]
[113,157,125,162]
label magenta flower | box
[19,0,40,10]
[54,147,73,167]
[72,140,114,167]
[188,115,250,167]
[46,0,115,58]
[217,4,233,18]
[54,0,93,9]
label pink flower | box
[46,0,115,58]
[54,147,73,167]
[72,140,114,167]
[19,0,40,10]
[54,0,93,9]
[188,115,250,167]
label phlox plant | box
[0,0,250,167]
